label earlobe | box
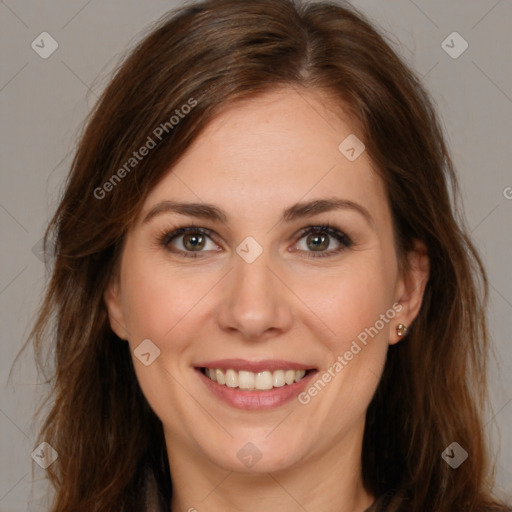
[390,240,430,345]
[104,280,129,341]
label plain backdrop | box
[1,0,511,510]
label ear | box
[390,240,430,345]
[104,276,129,341]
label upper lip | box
[195,359,315,372]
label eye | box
[294,224,353,258]
[159,226,220,258]
[157,223,353,260]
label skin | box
[105,87,429,512]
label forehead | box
[140,88,388,226]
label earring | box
[396,324,408,337]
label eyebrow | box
[142,198,374,228]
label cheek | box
[295,268,395,427]
[118,255,209,416]
[119,253,210,348]
[296,261,396,354]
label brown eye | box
[182,233,206,251]
[306,232,330,251]
[295,225,353,258]
[159,226,221,258]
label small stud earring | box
[396,324,408,337]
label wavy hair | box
[13,0,509,510]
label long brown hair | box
[13,0,509,510]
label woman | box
[19,0,511,510]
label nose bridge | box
[234,250,274,301]
[215,246,293,340]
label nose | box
[215,250,294,342]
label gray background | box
[1,0,511,510]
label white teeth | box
[215,368,225,385]
[238,370,255,389]
[294,369,306,382]
[285,370,295,385]
[203,368,309,390]
[273,369,285,387]
[255,371,273,390]
[225,369,238,388]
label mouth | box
[194,359,318,410]
[199,367,312,391]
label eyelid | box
[159,225,216,246]
[296,224,351,242]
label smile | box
[194,359,318,410]
[200,367,310,391]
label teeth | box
[273,369,285,387]
[285,369,295,385]
[203,368,309,390]
[238,370,255,389]
[294,369,306,382]
[255,371,273,390]
[215,368,225,385]
[225,369,238,388]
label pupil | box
[184,233,204,251]
[307,233,328,251]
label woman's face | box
[105,88,426,476]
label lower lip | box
[196,368,317,410]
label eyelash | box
[156,223,353,259]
